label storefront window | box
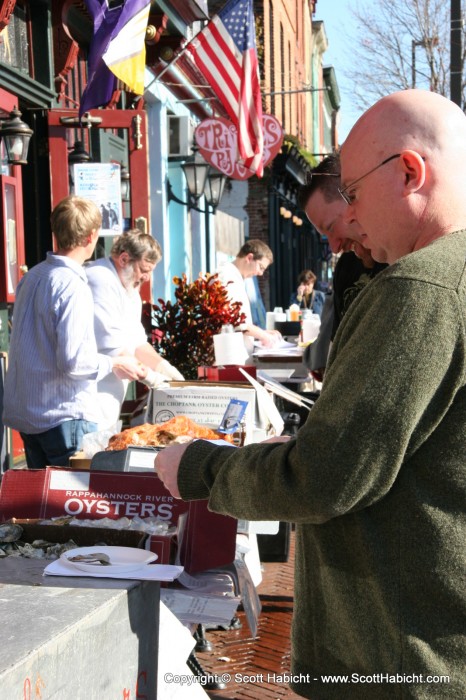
[0,4,29,73]
[3,182,18,296]
[0,174,24,302]
[0,140,8,175]
[0,139,15,178]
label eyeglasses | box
[132,259,155,276]
[256,260,268,273]
[338,154,401,205]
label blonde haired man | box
[2,196,143,469]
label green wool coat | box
[178,230,466,699]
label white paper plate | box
[61,546,158,574]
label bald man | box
[156,91,466,699]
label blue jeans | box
[20,420,98,470]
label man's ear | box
[118,251,131,267]
[400,150,426,193]
[86,228,99,246]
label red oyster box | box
[0,467,236,573]
[197,365,256,382]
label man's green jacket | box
[178,230,466,699]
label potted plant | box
[147,273,246,380]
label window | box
[0,175,26,302]
[0,3,29,74]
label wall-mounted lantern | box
[180,153,210,204]
[204,168,228,211]
[68,140,91,190]
[0,107,34,165]
[168,146,228,214]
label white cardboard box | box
[146,382,265,445]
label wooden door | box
[47,107,151,300]
[47,108,150,231]
[0,88,27,303]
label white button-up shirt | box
[85,257,147,430]
[217,261,252,325]
[2,253,112,434]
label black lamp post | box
[68,140,91,190]
[450,0,463,106]
[0,107,34,165]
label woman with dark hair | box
[289,269,325,317]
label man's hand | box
[155,441,194,498]
[140,369,170,389]
[111,355,146,381]
[259,329,282,348]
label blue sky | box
[314,0,363,142]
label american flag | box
[185,0,264,176]
[80,0,151,117]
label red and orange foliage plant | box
[148,273,246,379]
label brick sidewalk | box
[196,530,303,699]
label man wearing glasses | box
[156,90,466,699]
[298,154,386,379]
[216,239,282,349]
[299,153,367,260]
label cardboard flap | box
[239,368,285,434]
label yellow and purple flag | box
[80,0,151,117]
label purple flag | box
[80,0,150,117]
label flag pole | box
[144,36,196,91]
[144,53,182,91]
[145,5,218,92]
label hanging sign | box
[73,162,123,237]
[195,114,283,181]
